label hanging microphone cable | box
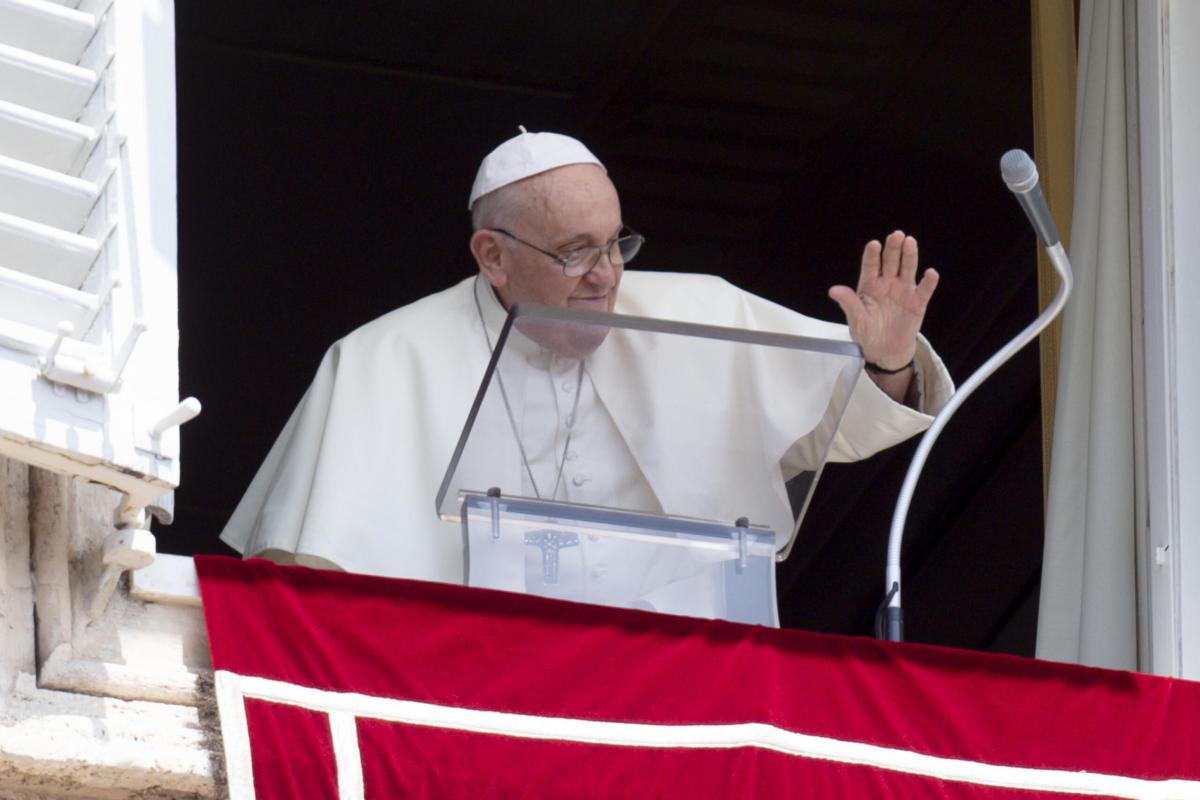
[880,149,1074,642]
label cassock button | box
[562,381,574,392]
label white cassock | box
[221,272,954,615]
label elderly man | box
[221,130,953,595]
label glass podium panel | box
[436,303,863,625]
[460,494,779,625]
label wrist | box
[864,358,915,375]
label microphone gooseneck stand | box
[881,149,1074,642]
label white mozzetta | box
[0,0,97,64]
[224,273,952,587]
[0,98,97,174]
[0,42,99,119]
[0,154,100,231]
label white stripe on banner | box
[329,711,365,800]
[214,670,1200,800]
[215,671,258,800]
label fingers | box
[859,240,882,289]
[915,267,940,303]
[879,230,920,279]
[881,231,904,277]
[858,230,932,305]
[899,235,918,283]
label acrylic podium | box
[435,303,863,627]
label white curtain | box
[1037,0,1142,670]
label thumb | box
[828,285,864,323]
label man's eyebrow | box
[553,224,625,249]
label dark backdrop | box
[172,1,1041,654]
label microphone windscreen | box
[1000,149,1038,193]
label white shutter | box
[0,0,189,520]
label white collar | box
[473,273,553,361]
[473,273,510,340]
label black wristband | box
[864,358,915,376]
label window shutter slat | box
[0,0,183,516]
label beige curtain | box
[1031,0,1076,504]
[1036,0,1142,670]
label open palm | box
[828,231,939,369]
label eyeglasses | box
[489,227,645,278]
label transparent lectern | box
[435,304,863,626]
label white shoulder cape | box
[220,272,953,582]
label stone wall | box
[0,456,219,798]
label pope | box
[220,129,954,610]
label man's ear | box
[470,229,508,289]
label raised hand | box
[827,231,939,372]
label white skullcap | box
[468,126,605,209]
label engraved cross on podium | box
[523,530,579,584]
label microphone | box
[1000,149,1061,248]
[879,149,1073,642]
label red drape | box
[197,555,1200,799]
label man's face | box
[486,164,625,312]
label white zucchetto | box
[468,127,605,209]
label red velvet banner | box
[196,555,1200,799]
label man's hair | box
[470,183,521,232]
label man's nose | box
[583,249,620,286]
